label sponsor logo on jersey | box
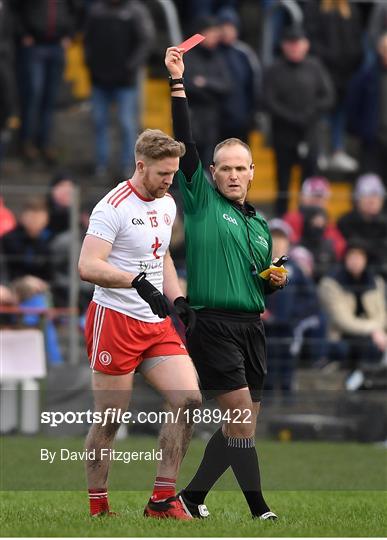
[256,235,269,249]
[223,213,238,225]
[132,218,145,225]
[99,351,112,366]
[164,213,171,225]
[147,210,157,215]
[139,260,163,271]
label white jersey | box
[86,180,176,322]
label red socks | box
[151,476,176,501]
[88,488,109,516]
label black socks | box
[226,436,270,517]
[184,427,229,504]
[184,429,270,517]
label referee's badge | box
[256,235,269,250]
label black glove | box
[132,272,171,318]
[174,296,196,335]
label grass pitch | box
[1,435,386,537]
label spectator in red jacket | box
[0,197,16,237]
[283,176,346,259]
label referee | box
[165,47,287,520]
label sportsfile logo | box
[223,213,238,226]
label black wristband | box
[169,76,184,87]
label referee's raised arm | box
[165,47,199,179]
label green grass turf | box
[1,436,386,536]
[1,490,386,537]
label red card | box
[178,33,205,53]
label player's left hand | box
[174,296,196,335]
[132,272,171,318]
[268,269,288,289]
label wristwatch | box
[277,275,289,289]
[168,76,184,87]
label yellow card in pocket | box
[259,265,288,280]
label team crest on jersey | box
[164,213,171,225]
[99,351,112,366]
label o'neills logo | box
[164,213,171,225]
[99,351,112,366]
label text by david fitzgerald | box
[41,448,163,464]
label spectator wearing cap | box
[304,0,363,173]
[318,241,387,379]
[263,218,327,400]
[263,24,334,216]
[217,7,261,143]
[338,174,387,279]
[283,176,346,259]
[183,15,231,169]
[346,32,387,180]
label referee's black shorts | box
[186,308,267,402]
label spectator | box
[0,59,12,168]
[217,7,261,143]
[304,0,363,172]
[289,245,334,369]
[47,171,77,236]
[14,0,78,164]
[183,15,231,169]
[263,24,334,216]
[318,241,387,379]
[50,199,94,311]
[338,174,387,280]
[84,0,154,178]
[263,219,324,401]
[11,275,64,365]
[368,2,387,49]
[0,283,18,326]
[0,0,15,169]
[177,0,237,21]
[283,176,346,259]
[1,197,53,282]
[0,197,16,237]
[346,33,387,181]
[299,205,338,282]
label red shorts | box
[84,302,188,375]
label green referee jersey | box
[177,162,273,313]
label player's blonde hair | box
[135,129,185,162]
[213,138,252,165]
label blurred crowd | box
[0,0,386,395]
